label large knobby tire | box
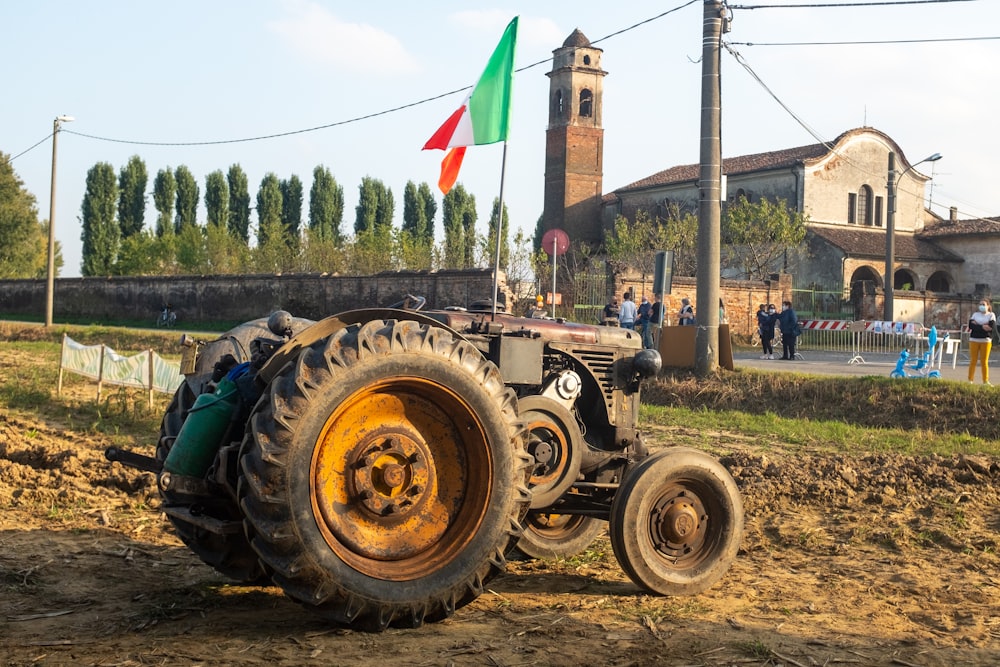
[516,511,604,560]
[609,448,743,596]
[157,382,268,583]
[239,319,532,631]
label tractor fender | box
[256,308,469,385]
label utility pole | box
[883,151,896,323]
[695,0,725,377]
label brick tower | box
[543,29,607,245]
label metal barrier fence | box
[797,324,966,358]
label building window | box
[859,185,873,226]
[583,54,591,66]
[553,90,564,117]
[848,193,857,224]
[874,196,883,227]
[579,89,593,117]
[926,272,950,292]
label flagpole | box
[491,141,509,319]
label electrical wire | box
[56,1,702,149]
[731,0,973,9]
[1,132,55,166]
[730,35,999,46]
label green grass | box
[639,403,1000,457]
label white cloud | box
[449,11,565,50]
[270,0,419,75]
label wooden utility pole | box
[695,0,726,376]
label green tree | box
[117,155,147,238]
[354,177,393,235]
[722,196,808,280]
[402,181,427,239]
[152,167,176,238]
[204,222,250,274]
[174,165,199,233]
[280,174,303,249]
[204,170,229,229]
[604,210,672,282]
[227,164,251,244]
[462,194,478,267]
[257,172,284,250]
[116,231,168,276]
[418,182,437,245]
[174,223,208,274]
[308,165,344,243]
[0,152,50,278]
[80,162,120,276]
[651,204,699,278]
[442,184,474,269]
[484,197,511,270]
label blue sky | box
[2,0,997,277]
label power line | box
[730,0,973,9]
[59,2,702,149]
[1,132,55,166]
[731,35,999,46]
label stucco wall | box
[0,270,504,324]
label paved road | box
[732,348,984,384]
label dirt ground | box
[2,347,1000,666]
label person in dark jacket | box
[755,304,772,359]
[777,300,799,360]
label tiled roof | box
[919,217,1000,238]
[810,226,963,263]
[616,143,830,192]
[562,29,591,48]
[611,127,904,194]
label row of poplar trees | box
[79,156,517,277]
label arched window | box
[858,185,873,226]
[579,89,593,117]
[926,271,950,293]
[894,268,918,291]
[583,54,591,66]
[553,90,564,117]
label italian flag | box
[423,17,518,194]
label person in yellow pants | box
[967,299,997,385]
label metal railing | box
[797,326,966,357]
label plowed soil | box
[2,344,999,666]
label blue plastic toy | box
[889,326,941,379]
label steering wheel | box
[388,294,427,311]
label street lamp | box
[45,114,74,327]
[883,151,942,322]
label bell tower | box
[543,29,607,244]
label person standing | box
[967,299,996,385]
[647,295,665,349]
[777,300,799,360]
[619,292,637,330]
[638,296,653,348]
[678,297,695,326]
[755,304,769,359]
[602,297,620,325]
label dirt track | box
[2,350,1000,665]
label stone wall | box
[0,270,503,324]
[610,274,794,339]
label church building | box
[540,29,999,307]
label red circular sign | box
[541,228,569,256]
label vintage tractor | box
[107,297,743,631]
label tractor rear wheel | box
[609,448,743,596]
[157,382,268,583]
[239,319,531,631]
